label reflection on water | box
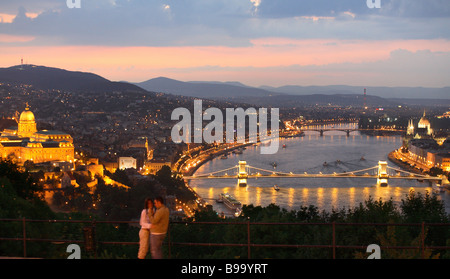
[189,125,450,214]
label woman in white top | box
[138,198,154,259]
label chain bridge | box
[183,160,444,187]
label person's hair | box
[144,197,153,209]
[155,196,164,204]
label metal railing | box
[0,218,449,259]
[168,221,450,259]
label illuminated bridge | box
[183,161,444,187]
[301,127,406,137]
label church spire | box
[407,119,414,136]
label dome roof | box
[418,117,430,125]
[19,108,35,122]
[418,110,430,127]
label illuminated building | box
[407,119,415,136]
[118,156,137,170]
[417,110,433,137]
[407,110,433,139]
[145,158,171,174]
[0,106,74,165]
[403,110,450,171]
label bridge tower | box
[377,161,389,187]
[238,160,248,187]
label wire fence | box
[1,218,449,259]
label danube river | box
[188,124,450,215]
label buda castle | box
[0,106,74,165]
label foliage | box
[0,159,449,259]
[0,161,56,257]
[155,165,197,202]
[169,191,449,259]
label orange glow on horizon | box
[1,38,449,86]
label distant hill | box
[134,77,282,99]
[135,77,450,107]
[225,93,403,108]
[2,64,447,108]
[136,76,450,100]
[0,65,146,93]
[260,85,450,100]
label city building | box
[125,137,153,160]
[118,156,137,170]
[0,106,74,165]
[102,161,118,173]
[406,111,433,139]
[435,152,450,172]
[404,111,450,172]
[408,138,450,172]
[61,172,78,188]
[145,158,172,174]
[437,111,450,119]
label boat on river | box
[217,193,242,211]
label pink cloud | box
[0,34,35,43]
[1,38,449,86]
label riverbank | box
[181,131,305,177]
[179,132,304,216]
[183,142,254,177]
[389,150,450,190]
[388,150,424,175]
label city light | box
[0,0,449,261]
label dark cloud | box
[0,0,449,47]
[256,0,370,18]
[256,0,450,18]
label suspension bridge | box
[183,160,445,188]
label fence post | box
[22,218,27,258]
[92,220,98,259]
[83,220,97,258]
[168,223,171,259]
[332,222,336,259]
[421,222,425,259]
[247,220,251,259]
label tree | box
[0,162,56,257]
[155,165,173,185]
[0,160,42,200]
[23,160,35,171]
[111,169,132,186]
[154,165,197,202]
[400,190,448,223]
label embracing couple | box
[138,196,170,259]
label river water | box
[189,124,450,215]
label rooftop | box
[35,130,71,135]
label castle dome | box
[19,107,35,122]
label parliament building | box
[0,106,74,165]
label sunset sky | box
[1,0,450,87]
